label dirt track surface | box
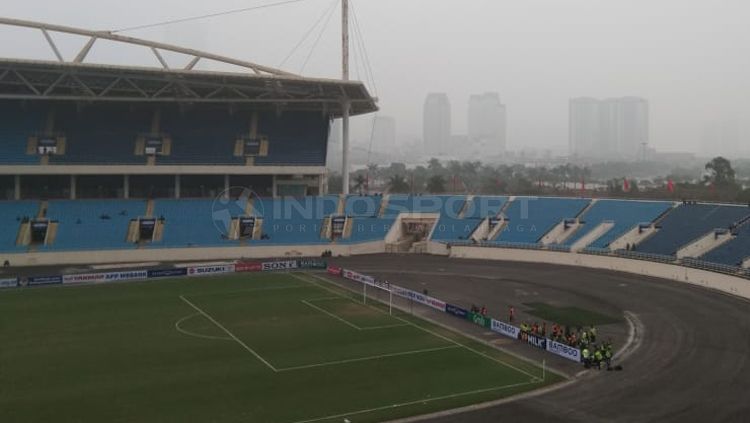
[329,254,750,423]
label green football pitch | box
[0,272,562,423]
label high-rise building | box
[569,97,648,160]
[423,93,452,156]
[371,116,397,154]
[468,92,507,155]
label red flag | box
[580,176,586,193]
[667,179,675,193]
[623,178,631,192]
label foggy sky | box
[1,0,748,155]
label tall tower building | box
[468,92,507,155]
[569,97,648,160]
[371,116,397,154]
[423,93,452,156]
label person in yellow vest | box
[594,348,604,370]
[582,347,591,368]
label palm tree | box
[353,174,367,195]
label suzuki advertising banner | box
[0,277,18,288]
[491,319,521,339]
[546,340,581,362]
[187,264,235,277]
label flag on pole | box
[623,178,631,192]
[667,179,675,193]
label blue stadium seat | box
[254,112,329,166]
[152,199,240,248]
[563,200,673,248]
[495,197,590,244]
[700,223,750,266]
[345,195,382,217]
[157,109,245,165]
[45,200,145,251]
[0,102,45,164]
[464,196,508,219]
[431,216,481,241]
[342,217,395,243]
[0,201,38,252]
[49,106,149,164]
[249,197,338,245]
[637,204,750,256]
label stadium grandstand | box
[1,18,750,299]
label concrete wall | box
[451,246,750,300]
[2,241,385,267]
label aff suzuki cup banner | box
[327,265,343,276]
[27,275,63,286]
[491,319,521,339]
[187,264,235,277]
[261,260,298,271]
[235,262,262,272]
[392,286,446,312]
[546,340,581,362]
[0,277,18,288]
[446,304,468,318]
[63,270,148,284]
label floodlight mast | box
[341,0,351,195]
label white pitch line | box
[277,345,460,372]
[301,299,362,330]
[179,295,278,372]
[188,283,310,298]
[174,313,232,341]
[289,380,535,423]
[301,299,409,331]
[298,273,542,382]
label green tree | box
[425,175,446,193]
[387,174,410,193]
[352,174,367,194]
[704,157,736,187]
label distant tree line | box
[327,156,750,204]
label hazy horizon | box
[1,0,748,156]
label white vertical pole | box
[342,103,350,195]
[389,289,393,315]
[341,0,351,195]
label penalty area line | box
[179,295,279,372]
[277,345,459,373]
[299,272,542,383]
[289,380,536,423]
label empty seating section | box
[383,195,465,217]
[564,200,673,248]
[250,196,337,244]
[44,200,144,251]
[431,216,480,241]
[345,195,382,217]
[158,109,244,165]
[464,196,508,219]
[344,218,395,243]
[0,102,45,164]
[254,112,328,166]
[700,224,750,266]
[49,106,150,164]
[152,199,239,248]
[637,204,750,256]
[496,197,590,244]
[0,201,38,252]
